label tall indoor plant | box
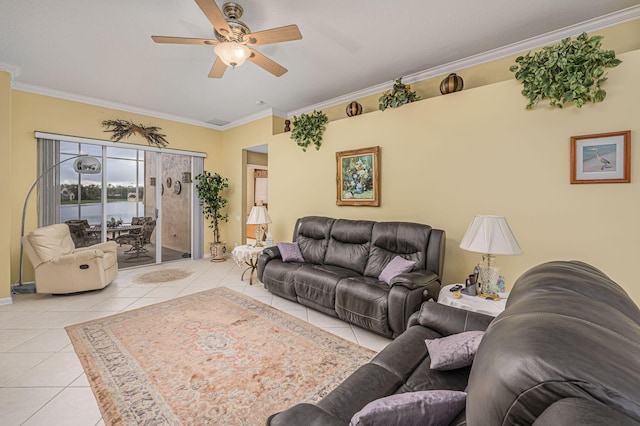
[195,171,229,261]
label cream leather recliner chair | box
[22,224,118,294]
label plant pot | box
[209,242,227,262]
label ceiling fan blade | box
[248,49,287,77]
[245,25,303,46]
[152,36,217,46]
[194,0,233,38]
[208,57,227,78]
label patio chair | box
[115,219,156,260]
[65,219,100,247]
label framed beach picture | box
[570,130,631,184]
[336,146,380,206]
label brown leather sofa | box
[267,261,640,425]
[257,216,445,338]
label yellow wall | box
[8,91,222,287]
[223,49,640,305]
[0,72,12,300]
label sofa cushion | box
[349,390,467,426]
[295,264,360,312]
[364,222,431,278]
[277,242,305,263]
[295,217,335,265]
[336,276,392,336]
[425,331,485,370]
[324,219,374,275]
[379,256,416,285]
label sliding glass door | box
[43,137,201,268]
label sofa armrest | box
[389,270,438,290]
[76,241,117,255]
[257,246,281,282]
[51,250,103,265]
[267,403,344,426]
[414,302,494,336]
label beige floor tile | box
[0,329,44,352]
[322,327,359,344]
[351,326,392,352]
[307,309,352,329]
[65,310,119,326]
[8,352,84,387]
[9,328,71,353]
[0,387,62,425]
[22,387,102,426]
[110,286,155,298]
[142,286,185,299]
[0,352,52,386]
[84,297,139,312]
[124,297,169,310]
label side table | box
[232,245,264,285]
[438,284,508,317]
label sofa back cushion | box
[26,223,75,263]
[467,261,640,425]
[364,222,431,278]
[324,219,374,275]
[294,216,335,265]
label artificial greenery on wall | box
[378,78,420,111]
[509,32,621,109]
[102,119,169,147]
[290,110,329,151]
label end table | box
[438,284,508,317]
[232,245,264,285]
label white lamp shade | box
[459,215,523,256]
[246,205,272,225]
[214,42,251,68]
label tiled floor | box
[0,258,391,425]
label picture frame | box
[570,130,631,184]
[336,146,380,206]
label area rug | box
[66,287,375,425]
[132,268,193,283]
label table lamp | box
[246,201,272,247]
[459,215,523,300]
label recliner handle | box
[79,264,90,270]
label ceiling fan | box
[152,0,302,78]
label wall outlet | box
[235,215,241,222]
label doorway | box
[243,145,268,245]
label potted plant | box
[290,110,329,151]
[378,77,420,111]
[194,171,229,262]
[509,32,621,109]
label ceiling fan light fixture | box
[214,42,250,68]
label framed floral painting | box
[570,130,631,184]
[336,146,380,206]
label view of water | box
[61,201,145,225]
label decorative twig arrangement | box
[102,119,169,147]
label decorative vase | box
[346,101,363,117]
[440,73,464,95]
[210,242,227,262]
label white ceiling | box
[1,1,639,129]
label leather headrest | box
[26,224,75,262]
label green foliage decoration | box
[378,77,421,111]
[290,110,329,152]
[194,171,229,243]
[509,32,621,109]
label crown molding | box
[287,5,640,118]
[12,82,224,130]
[6,6,640,129]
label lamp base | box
[478,291,500,301]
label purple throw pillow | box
[425,331,485,370]
[378,256,415,285]
[349,390,467,426]
[277,242,305,263]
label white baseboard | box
[0,296,13,306]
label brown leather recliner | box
[22,223,118,294]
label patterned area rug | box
[66,287,375,425]
[133,268,193,283]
